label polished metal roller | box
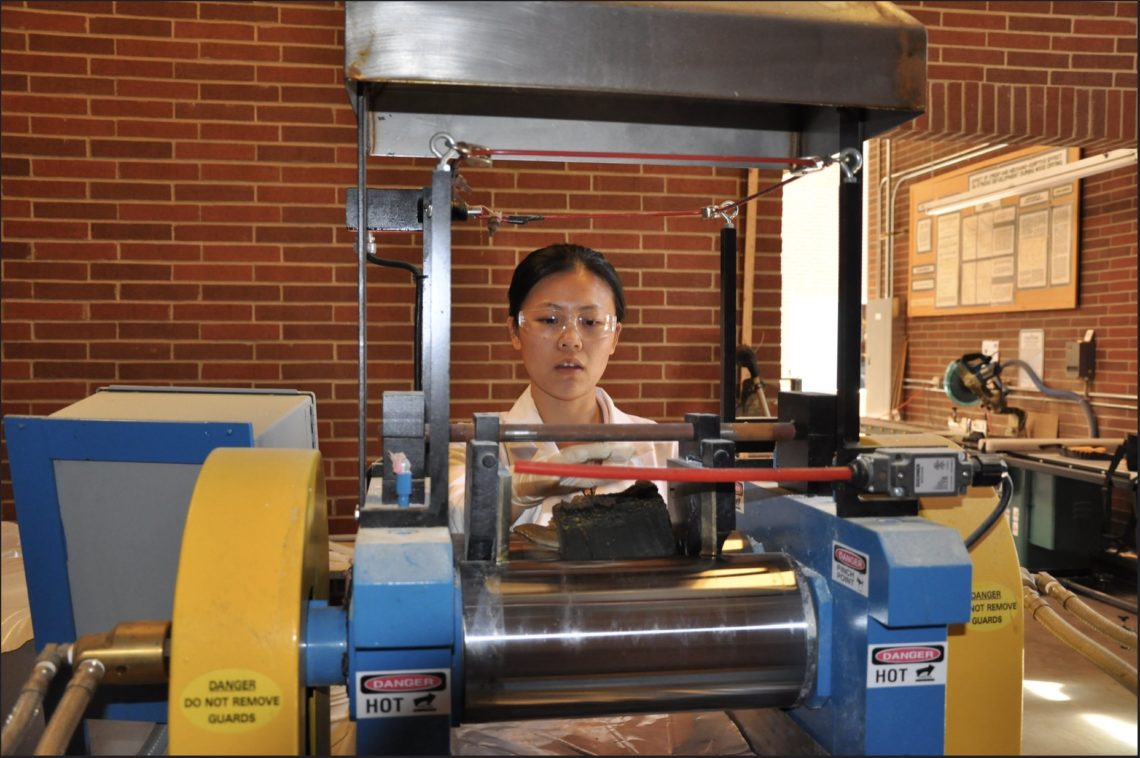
[460,553,814,722]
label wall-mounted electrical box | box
[1065,330,1095,379]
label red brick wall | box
[866,1,1136,442]
[2,1,1135,533]
[893,1,1137,151]
[871,1,1136,539]
[870,140,1136,438]
[0,2,783,531]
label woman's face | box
[508,267,622,407]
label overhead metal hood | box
[344,1,926,164]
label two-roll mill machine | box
[3,3,1026,756]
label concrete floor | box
[1020,588,1137,756]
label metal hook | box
[787,155,830,177]
[454,141,493,168]
[429,132,460,169]
[835,147,863,183]
[716,200,739,228]
[700,200,739,227]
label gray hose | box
[1001,359,1098,437]
[135,723,167,756]
[1060,578,1138,616]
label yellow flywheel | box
[168,447,331,755]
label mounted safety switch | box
[850,448,1007,499]
[1065,331,1095,379]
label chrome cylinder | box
[460,554,814,722]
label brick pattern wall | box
[893,1,1137,150]
[864,0,1137,441]
[864,0,1137,535]
[0,2,783,531]
[2,1,1136,533]
[869,140,1136,440]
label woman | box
[448,243,677,532]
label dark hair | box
[508,244,626,322]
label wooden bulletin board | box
[907,146,1081,317]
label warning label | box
[179,668,283,732]
[832,541,870,597]
[969,581,1018,631]
[866,642,948,688]
[356,669,451,719]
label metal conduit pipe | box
[460,553,813,722]
[1034,571,1137,651]
[879,138,890,294]
[1,643,68,756]
[878,142,1009,298]
[33,659,105,756]
[902,379,1138,412]
[1022,584,1138,696]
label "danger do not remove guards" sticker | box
[179,668,284,732]
[866,642,948,688]
[356,669,451,719]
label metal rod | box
[979,437,1123,453]
[513,461,853,483]
[879,143,1008,299]
[356,82,369,514]
[448,421,796,444]
[720,225,738,422]
[33,660,104,756]
[2,644,66,756]
[460,554,813,723]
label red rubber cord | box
[467,146,820,167]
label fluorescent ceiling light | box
[920,148,1137,216]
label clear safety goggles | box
[516,309,618,340]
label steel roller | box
[459,553,814,722]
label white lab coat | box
[447,386,678,533]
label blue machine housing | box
[332,487,973,756]
[348,526,457,755]
[737,487,973,755]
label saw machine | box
[2,3,1027,756]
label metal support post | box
[701,438,737,554]
[835,109,864,451]
[720,225,738,422]
[465,413,502,561]
[422,169,453,524]
[355,82,369,514]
